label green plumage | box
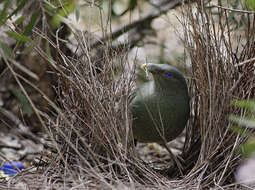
[130,63,190,144]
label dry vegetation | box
[2,1,255,190]
[180,3,255,188]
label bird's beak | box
[141,63,148,70]
[141,63,149,78]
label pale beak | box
[141,63,149,78]
[141,63,148,70]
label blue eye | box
[166,73,172,79]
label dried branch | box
[91,0,193,49]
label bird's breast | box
[131,87,190,143]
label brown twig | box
[235,57,255,67]
[0,107,42,145]
[90,0,193,49]
[213,4,255,14]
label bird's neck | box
[153,76,188,96]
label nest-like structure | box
[180,3,255,188]
[43,2,255,190]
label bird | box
[130,63,190,174]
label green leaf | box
[129,0,137,11]
[23,10,39,36]
[230,125,252,136]
[22,36,41,55]
[9,87,33,116]
[14,15,26,25]
[50,1,75,28]
[229,115,255,128]
[231,100,255,112]
[0,0,11,25]
[239,137,255,157]
[245,0,255,11]
[0,41,14,57]
[45,41,56,68]
[6,31,31,42]
[75,4,80,22]
[7,0,27,19]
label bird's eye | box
[166,73,172,79]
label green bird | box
[130,63,190,173]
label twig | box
[235,57,255,67]
[0,107,42,144]
[161,143,184,176]
[0,144,22,150]
[213,5,255,14]
[90,0,192,49]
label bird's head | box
[141,63,188,93]
[141,63,185,81]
